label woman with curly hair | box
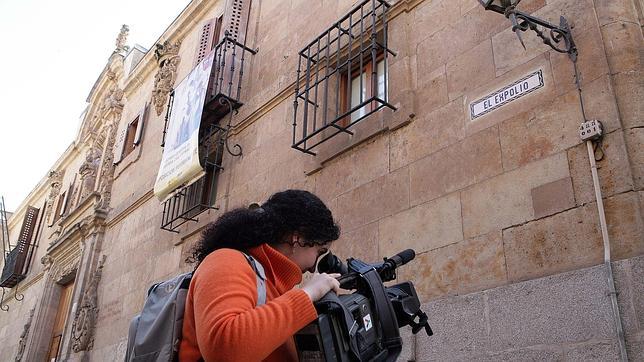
[179,189,341,361]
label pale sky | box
[0,0,191,212]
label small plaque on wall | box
[469,70,544,120]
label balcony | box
[292,0,396,155]
[201,34,256,131]
[159,33,253,232]
[1,205,38,289]
[0,246,28,288]
[160,123,226,232]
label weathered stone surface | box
[475,348,563,361]
[565,341,620,361]
[415,6,506,73]
[486,264,615,351]
[411,0,461,46]
[593,0,641,25]
[600,21,643,74]
[612,256,642,337]
[409,126,502,206]
[625,127,644,190]
[531,177,575,218]
[315,136,390,201]
[415,64,449,115]
[463,54,556,137]
[332,221,380,265]
[631,256,644,328]
[567,131,634,205]
[447,39,496,101]
[461,152,570,238]
[416,294,489,360]
[492,23,549,77]
[603,192,644,261]
[578,75,622,133]
[546,0,601,33]
[398,326,415,362]
[550,24,611,97]
[503,204,603,282]
[505,191,643,282]
[612,70,643,129]
[626,338,644,362]
[397,231,506,301]
[498,86,584,171]
[335,167,409,232]
[379,193,463,257]
[389,98,465,171]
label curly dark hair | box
[187,189,340,266]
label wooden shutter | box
[60,188,69,216]
[213,16,223,48]
[222,0,252,44]
[194,19,218,66]
[134,103,148,145]
[113,122,127,164]
[15,206,39,275]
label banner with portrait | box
[154,50,215,201]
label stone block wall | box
[411,256,644,361]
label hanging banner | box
[154,50,215,200]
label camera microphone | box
[385,249,416,268]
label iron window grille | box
[292,0,396,155]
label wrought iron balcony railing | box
[292,0,396,155]
[0,246,28,288]
[160,123,227,232]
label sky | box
[0,0,191,212]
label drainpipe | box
[580,122,628,362]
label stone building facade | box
[0,0,642,361]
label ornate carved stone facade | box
[45,170,64,225]
[151,39,182,116]
[71,255,106,352]
[78,148,101,203]
[115,25,130,54]
[14,306,35,362]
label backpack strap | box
[241,252,267,306]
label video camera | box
[295,249,433,361]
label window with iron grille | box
[292,0,395,155]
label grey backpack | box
[125,252,266,362]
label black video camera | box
[295,249,432,361]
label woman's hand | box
[300,273,341,302]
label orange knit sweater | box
[179,244,318,361]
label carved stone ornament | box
[48,256,79,284]
[152,39,182,116]
[96,125,118,210]
[41,255,53,271]
[78,148,101,202]
[115,24,130,53]
[45,170,64,225]
[14,306,35,362]
[101,83,125,114]
[71,255,106,353]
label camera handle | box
[358,267,403,362]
